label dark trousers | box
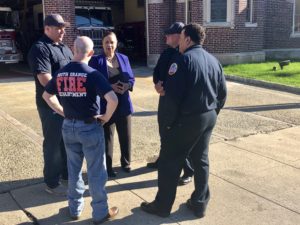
[104,115,131,170]
[183,156,194,177]
[157,97,194,177]
[37,106,68,188]
[155,110,217,213]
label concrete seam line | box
[9,191,40,225]
[225,74,300,95]
[222,136,300,170]
[210,173,300,215]
[112,179,181,224]
[0,109,42,146]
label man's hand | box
[95,114,109,125]
[155,80,165,96]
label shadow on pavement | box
[0,167,157,213]
[132,111,157,117]
[225,103,300,112]
[0,177,44,194]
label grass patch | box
[223,61,300,88]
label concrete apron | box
[8,125,300,225]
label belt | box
[66,117,98,124]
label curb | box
[225,75,300,95]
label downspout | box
[42,0,45,19]
[185,0,188,24]
[146,0,149,58]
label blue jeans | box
[37,106,68,188]
[62,119,108,220]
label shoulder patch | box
[168,63,178,76]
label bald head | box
[74,36,94,54]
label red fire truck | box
[0,7,21,64]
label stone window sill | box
[245,22,257,28]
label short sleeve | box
[27,44,52,75]
[44,78,58,95]
[92,71,113,97]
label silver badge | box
[168,63,178,76]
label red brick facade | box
[147,0,299,64]
[148,0,173,54]
[42,0,300,64]
[44,0,76,48]
[264,0,300,49]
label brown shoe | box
[93,207,119,224]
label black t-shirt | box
[45,62,112,120]
[27,35,73,108]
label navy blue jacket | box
[153,47,179,84]
[162,45,227,128]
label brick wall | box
[44,0,76,48]
[42,0,300,62]
[151,0,265,54]
[175,2,185,23]
[264,0,300,49]
[148,0,173,54]
[200,0,265,54]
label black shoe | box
[186,199,205,218]
[122,165,131,173]
[140,201,170,218]
[70,212,81,220]
[146,162,158,169]
[178,175,192,186]
[107,169,117,177]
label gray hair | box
[74,36,94,54]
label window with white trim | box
[246,0,253,23]
[294,0,300,33]
[245,0,257,27]
[203,0,234,27]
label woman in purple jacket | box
[89,31,135,177]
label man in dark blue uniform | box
[141,23,227,218]
[27,14,73,195]
[43,36,119,223]
[147,22,194,185]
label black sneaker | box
[178,175,192,186]
[122,165,131,173]
[186,199,206,218]
[107,169,117,177]
[146,162,158,169]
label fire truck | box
[75,5,114,54]
[0,7,21,64]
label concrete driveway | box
[0,68,299,225]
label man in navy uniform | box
[43,36,119,223]
[147,22,194,185]
[141,23,227,218]
[27,14,73,195]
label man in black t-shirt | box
[27,14,73,195]
[43,36,119,223]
